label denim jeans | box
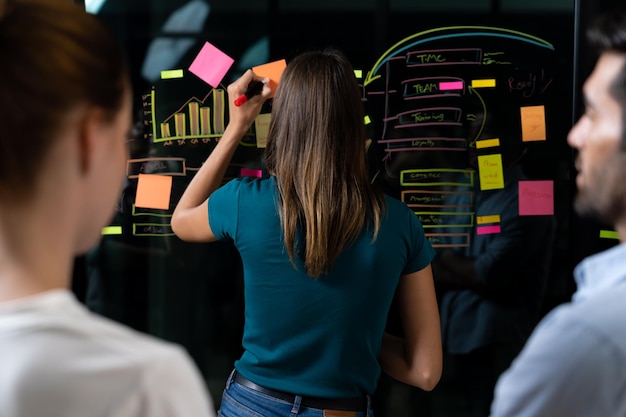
[218,370,375,417]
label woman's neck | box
[0,206,72,302]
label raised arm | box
[379,264,443,391]
[171,70,271,242]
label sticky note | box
[477,225,501,235]
[240,168,263,178]
[253,59,287,98]
[476,215,501,224]
[518,180,553,215]
[471,79,496,88]
[521,105,547,142]
[254,113,271,148]
[600,230,619,239]
[101,226,123,235]
[161,69,184,79]
[364,115,371,125]
[440,81,464,91]
[477,154,504,190]
[354,69,363,79]
[476,138,500,149]
[135,174,173,210]
[188,41,234,88]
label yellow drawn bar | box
[476,138,500,149]
[471,79,496,88]
[161,69,184,79]
[101,226,122,235]
[477,215,501,224]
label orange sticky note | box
[477,154,504,191]
[520,105,546,142]
[252,59,287,98]
[135,174,173,210]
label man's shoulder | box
[539,284,626,354]
[575,283,626,327]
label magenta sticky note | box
[439,81,464,91]
[518,180,554,216]
[188,41,234,88]
[477,225,501,235]
[240,168,263,178]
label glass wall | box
[75,1,582,415]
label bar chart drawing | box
[148,87,227,143]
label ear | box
[77,108,105,176]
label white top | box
[0,289,216,417]
[490,243,626,417]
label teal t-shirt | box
[208,176,434,397]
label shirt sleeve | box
[113,346,217,417]
[207,179,242,241]
[489,305,626,417]
[404,206,436,274]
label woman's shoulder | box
[382,193,412,214]
[221,175,275,193]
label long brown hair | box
[264,48,386,278]
[0,0,128,201]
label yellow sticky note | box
[476,138,500,149]
[254,113,271,148]
[101,226,123,235]
[476,215,501,224]
[471,79,496,88]
[600,230,619,239]
[477,154,504,190]
[161,69,184,79]
[135,174,172,210]
[521,105,546,142]
[253,59,287,98]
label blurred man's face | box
[568,52,626,224]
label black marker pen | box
[234,79,268,107]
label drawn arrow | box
[467,85,486,148]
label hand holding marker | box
[234,78,269,106]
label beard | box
[574,153,626,225]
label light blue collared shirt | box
[490,242,626,417]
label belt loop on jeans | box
[226,369,236,389]
[291,394,302,414]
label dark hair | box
[0,0,129,200]
[587,8,626,147]
[264,48,385,278]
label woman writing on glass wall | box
[172,47,442,417]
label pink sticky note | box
[476,225,501,235]
[440,81,464,91]
[240,168,263,178]
[518,180,554,216]
[189,41,234,88]
[135,174,173,210]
